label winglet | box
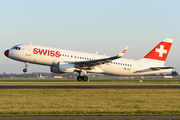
[117,46,129,57]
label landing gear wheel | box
[23,69,27,73]
[83,76,88,81]
[77,76,83,81]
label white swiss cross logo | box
[155,45,167,57]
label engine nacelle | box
[50,62,75,73]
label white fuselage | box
[6,44,173,76]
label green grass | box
[0,79,180,82]
[0,89,180,116]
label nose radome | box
[4,50,9,57]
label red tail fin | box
[144,38,173,61]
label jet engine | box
[50,61,75,73]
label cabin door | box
[26,45,32,56]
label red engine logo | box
[33,48,60,58]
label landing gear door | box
[26,45,32,56]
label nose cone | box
[4,50,9,57]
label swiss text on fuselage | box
[33,48,60,58]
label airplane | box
[4,38,174,81]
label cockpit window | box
[11,46,21,50]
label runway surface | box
[0,116,180,119]
[0,85,180,89]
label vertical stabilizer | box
[141,38,173,66]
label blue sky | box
[0,0,180,74]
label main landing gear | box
[77,76,89,81]
[23,62,28,73]
[77,72,89,81]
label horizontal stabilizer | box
[151,67,174,70]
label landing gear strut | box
[77,72,89,81]
[23,62,28,73]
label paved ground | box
[0,85,180,89]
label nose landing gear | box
[23,62,28,73]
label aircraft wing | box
[66,46,128,69]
